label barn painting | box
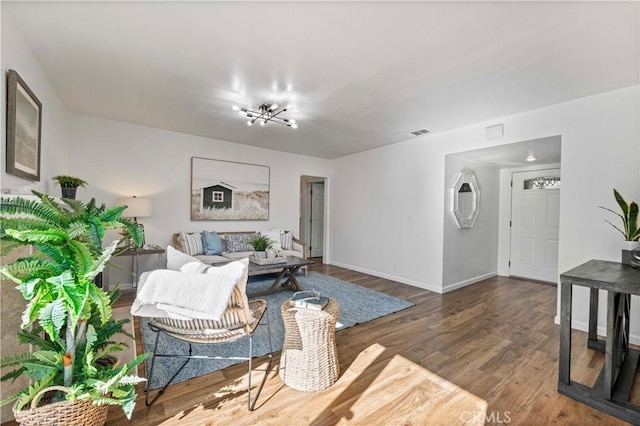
[191,157,270,221]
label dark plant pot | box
[61,187,77,200]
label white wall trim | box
[554,315,640,346]
[442,271,498,293]
[326,260,442,294]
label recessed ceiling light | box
[526,155,537,162]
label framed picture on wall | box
[6,69,42,181]
[191,157,270,221]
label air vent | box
[410,129,430,136]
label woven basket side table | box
[279,298,340,392]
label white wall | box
[330,85,639,341]
[66,114,332,286]
[442,157,500,292]
[0,7,71,423]
[1,8,69,195]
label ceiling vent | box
[411,129,430,136]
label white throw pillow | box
[166,245,203,270]
[207,258,251,321]
[179,261,210,274]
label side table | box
[559,259,640,425]
[280,298,340,392]
[103,247,165,291]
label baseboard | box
[109,282,134,291]
[326,260,442,293]
[442,271,498,294]
[553,315,640,346]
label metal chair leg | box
[145,331,192,407]
[247,307,273,411]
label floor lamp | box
[117,196,151,247]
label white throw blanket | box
[130,268,240,321]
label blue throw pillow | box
[202,231,223,255]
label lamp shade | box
[117,197,151,218]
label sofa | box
[171,230,307,275]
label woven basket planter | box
[13,386,108,426]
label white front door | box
[510,169,561,283]
[310,182,324,257]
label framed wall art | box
[191,157,270,221]
[6,69,42,181]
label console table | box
[559,259,640,425]
[103,247,165,291]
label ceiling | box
[4,1,639,159]
[448,135,561,169]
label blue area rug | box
[140,271,414,389]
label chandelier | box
[232,103,298,128]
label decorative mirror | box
[450,171,480,229]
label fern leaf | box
[0,239,23,257]
[1,367,26,383]
[17,327,63,352]
[88,285,112,324]
[13,369,58,411]
[68,240,94,276]
[66,220,88,239]
[5,228,68,245]
[85,241,117,280]
[85,324,97,352]
[0,352,38,368]
[39,299,67,340]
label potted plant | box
[52,175,88,200]
[0,192,149,424]
[599,188,640,248]
[248,234,273,258]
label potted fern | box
[0,192,149,424]
[52,175,88,200]
[248,234,273,259]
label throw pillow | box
[207,258,251,321]
[166,245,203,270]
[179,261,210,274]
[178,231,204,256]
[281,231,293,250]
[225,233,256,253]
[202,230,223,255]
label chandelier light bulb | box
[247,120,253,126]
[291,123,298,129]
[238,110,246,116]
[232,105,239,111]
[289,119,296,124]
[260,120,267,126]
[270,103,279,111]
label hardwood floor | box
[5,262,637,425]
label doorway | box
[300,176,327,259]
[509,168,561,283]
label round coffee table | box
[279,298,340,391]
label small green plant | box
[599,188,640,241]
[52,175,88,188]
[248,234,272,251]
